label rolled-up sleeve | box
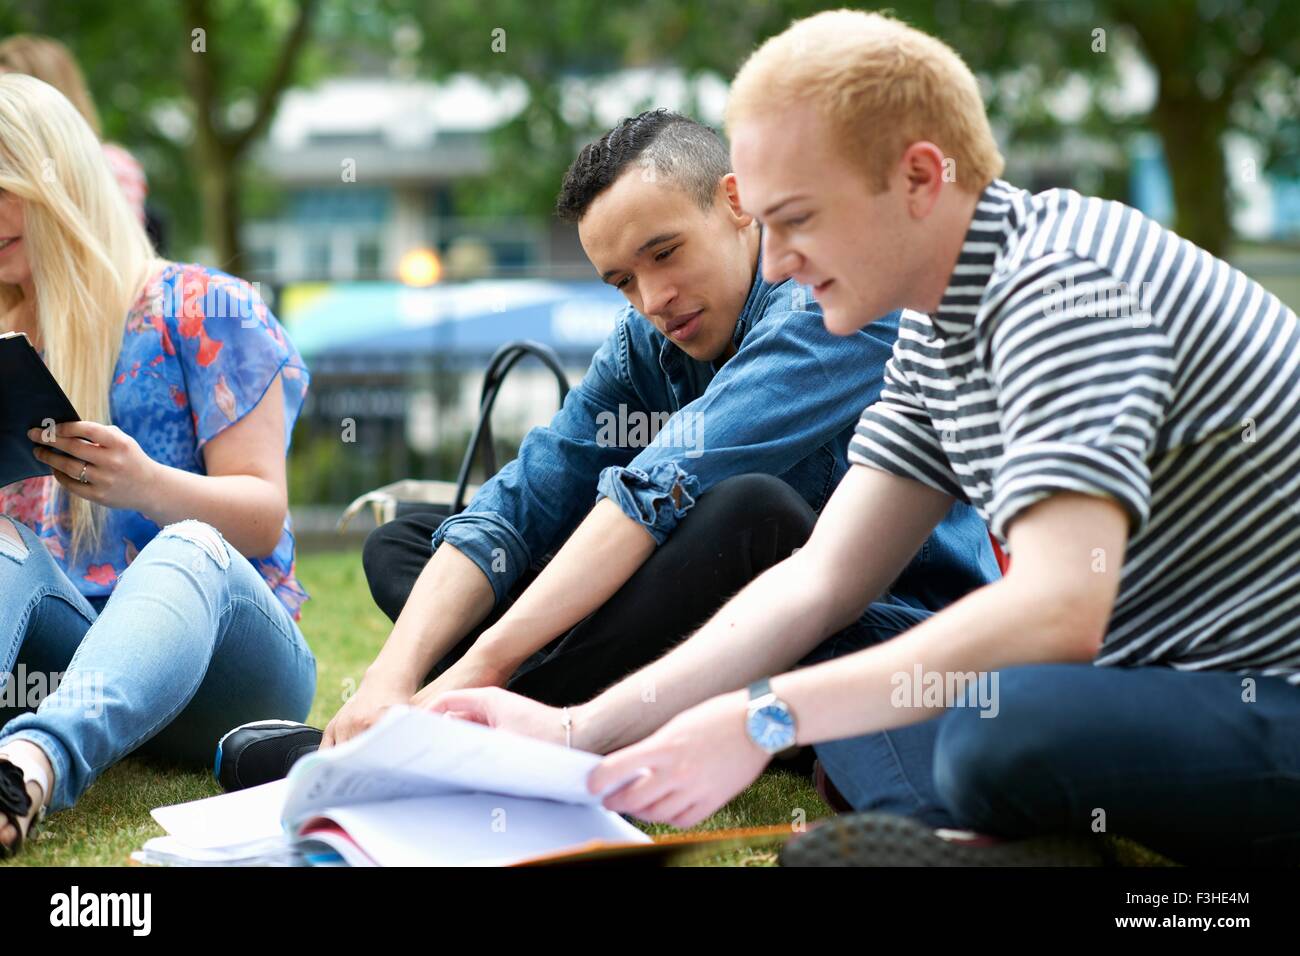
[595,301,900,542]
[595,460,700,546]
[431,511,533,605]
[987,255,1175,542]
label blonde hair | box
[725,9,1004,193]
[0,74,160,556]
[0,35,102,138]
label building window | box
[248,244,277,276]
[357,238,382,279]
[306,238,331,278]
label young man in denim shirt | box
[320,109,998,748]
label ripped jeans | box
[0,516,316,813]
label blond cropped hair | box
[725,9,1004,193]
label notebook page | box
[151,778,290,849]
[307,792,650,866]
[281,706,637,826]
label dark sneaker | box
[214,720,323,792]
[780,812,1111,867]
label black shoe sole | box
[779,812,1111,867]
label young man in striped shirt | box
[431,11,1300,865]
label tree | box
[3,0,1292,264]
[1107,0,1299,255]
[406,0,1300,256]
[0,0,335,271]
[180,0,320,274]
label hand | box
[409,652,512,710]
[424,686,569,747]
[586,690,770,829]
[28,421,159,512]
[322,675,413,749]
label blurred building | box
[238,75,607,515]
[242,75,591,284]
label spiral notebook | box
[0,331,80,488]
[137,706,655,867]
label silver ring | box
[78,462,89,483]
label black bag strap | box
[450,340,571,515]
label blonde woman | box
[0,74,315,858]
[0,34,147,222]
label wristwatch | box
[745,677,797,754]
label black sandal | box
[0,758,47,859]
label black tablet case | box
[0,331,81,488]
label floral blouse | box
[0,263,311,619]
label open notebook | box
[135,706,651,866]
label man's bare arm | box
[363,542,498,693]
[464,498,657,680]
[322,541,498,747]
[572,466,956,751]
[582,493,1128,826]
[774,492,1127,744]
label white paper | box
[151,779,290,849]
[280,705,636,826]
[135,834,300,866]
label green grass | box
[3,549,836,867]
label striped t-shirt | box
[850,178,1300,683]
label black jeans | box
[361,473,816,707]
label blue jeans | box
[0,515,316,814]
[801,605,1300,865]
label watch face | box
[747,703,796,752]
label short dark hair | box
[555,109,731,223]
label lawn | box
[3,548,832,867]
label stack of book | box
[135,706,653,867]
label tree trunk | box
[1146,85,1231,257]
[1115,3,1233,257]
[192,136,244,274]
[180,0,317,276]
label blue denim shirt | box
[432,243,1000,611]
